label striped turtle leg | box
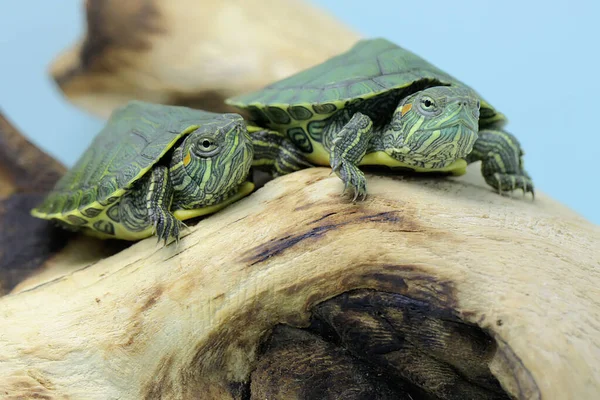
[145,165,181,244]
[466,129,534,197]
[251,128,313,176]
[328,112,374,201]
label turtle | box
[226,38,533,200]
[31,101,255,243]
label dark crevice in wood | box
[249,289,513,400]
[0,111,128,295]
[0,194,72,294]
[0,112,70,295]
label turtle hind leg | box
[145,165,181,245]
[250,128,313,176]
[466,129,534,198]
[328,112,374,202]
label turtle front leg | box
[146,165,182,244]
[250,128,314,176]
[329,112,374,201]
[466,129,534,198]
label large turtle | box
[226,38,533,200]
[31,101,254,243]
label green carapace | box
[31,101,255,243]
[227,38,533,200]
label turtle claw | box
[352,187,367,203]
[491,172,534,201]
[150,208,182,245]
[331,162,367,202]
[341,180,349,197]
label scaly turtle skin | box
[31,101,254,243]
[227,38,533,200]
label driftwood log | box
[0,112,126,295]
[49,0,360,118]
[2,1,598,398]
[0,111,65,295]
[1,133,599,398]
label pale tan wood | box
[14,2,599,397]
[50,0,361,118]
[1,166,598,399]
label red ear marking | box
[401,103,412,116]
[183,151,192,166]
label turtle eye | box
[476,100,481,109]
[193,136,219,157]
[420,96,436,110]
[418,95,439,115]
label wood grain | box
[0,112,126,295]
[50,0,361,118]
[1,167,598,399]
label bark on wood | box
[49,0,361,118]
[4,1,599,397]
[1,166,598,399]
[0,112,125,295]
[0,112,69,295]
[0,112,65,196]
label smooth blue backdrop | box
[1,0,598,224]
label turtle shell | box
[32,101,243,223]
[227,38,506,130]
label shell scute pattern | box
[61,193,79,214]
[347,82,377,98]
[247,106,271,127]
[266,107,291,125]
[287,105,313,121]
[227,38,506,152]
[66,215,87,226]
[287,128,313,153]
[99,196,120,207]
[307,120,327,142]
[107,204,120,222]
[97,180,118,203]
[312,104,337,114]
[228,38,484,111]
[93,220,115,235]
[35,101,232,217]
[79,187,98,209]
[81,207,102,218]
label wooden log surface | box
[3,1,598,398]
[1,165,598,399]
[0,112,65,196]
[0,111,66,295]
[49,0,361,118]
[0,112,126,295]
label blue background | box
[1,0,598,224]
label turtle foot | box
[491,172,535,200]
[150,209,182,245]
[332,162,367,202]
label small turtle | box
[227,38,533,200]
[31,101,254,243]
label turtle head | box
[180,115,254,201]
[383,86,480,168]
